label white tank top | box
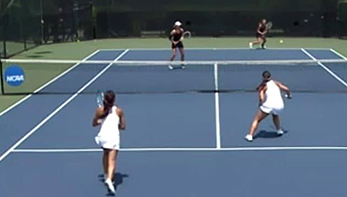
[262,80,284,108]
[98,106,120,139]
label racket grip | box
[285,93,292,99]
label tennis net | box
[1,58,347,95]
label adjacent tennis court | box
[1,48,347,196]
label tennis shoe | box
[244,135,253,142]
[181,63,186,69]
[105,179,116,194]
[168,65,174,70]
[277,130,284,135]
[249,42,253,49]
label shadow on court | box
[26,51,53,58]
[98,172,129,196]
[34,51,52,54]
[254,130,289,139]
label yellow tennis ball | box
[279,40,284,43]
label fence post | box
[3,39,6,58]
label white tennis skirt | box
[95,135,120,150]
[260,105,284,115]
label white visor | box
[174,21,182,26]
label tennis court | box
[1,48,347,196]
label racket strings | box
[266,22,273,29]
[97,92,105,107]
[183,31,191,37]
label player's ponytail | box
[257,71,271,91]
[100,90,116,119]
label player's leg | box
[168,46,178,69]
[250,36,261,48]
[105,149,117,194]
[245,109,269,141]
[254,37,262,45]
[178,44,185,61]
[272,114,284,135]
[261,36,267,49]
[178,43,185,69]
[103,150,108,179]
[169,46,178,69]
[170,45,177,61]
[107,150,117,181]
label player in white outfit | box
[92,90,126,194]
[245,71,291,142]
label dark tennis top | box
[259,23,266,33]
[169,29,184,42]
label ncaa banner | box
[4,65,25,87]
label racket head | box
[183,31,191,38]
[96,91,104,107]
[266,22,273,30]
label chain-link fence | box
[0,0,42,58]
[0,0,346,58]
[93,0,339,38]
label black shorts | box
[256,33,265,38]
[172,41,184,49]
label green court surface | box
[1,37,347,113]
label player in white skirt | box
[92,90,126,194]
[245,71,291,142]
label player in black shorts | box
[249,19,268,49]
[168,21,185,69]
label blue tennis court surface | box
[1,48,347,197]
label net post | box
[214,62,219,92]
[0,58,5,95]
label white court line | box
[301,48,318,61]
[214,63,221,149]
[11,146,347,153]
[329,48,347,60]
[100,47,332,51]
[0,49,101,117]
[301,48,347,88]
[0,49,129,162]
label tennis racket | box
[182,31,191,39]
[173,31,191,44]
[284,93,292,99]
[96,91,104,107]
[266,21,273,30]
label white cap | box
[174,21,182,26]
